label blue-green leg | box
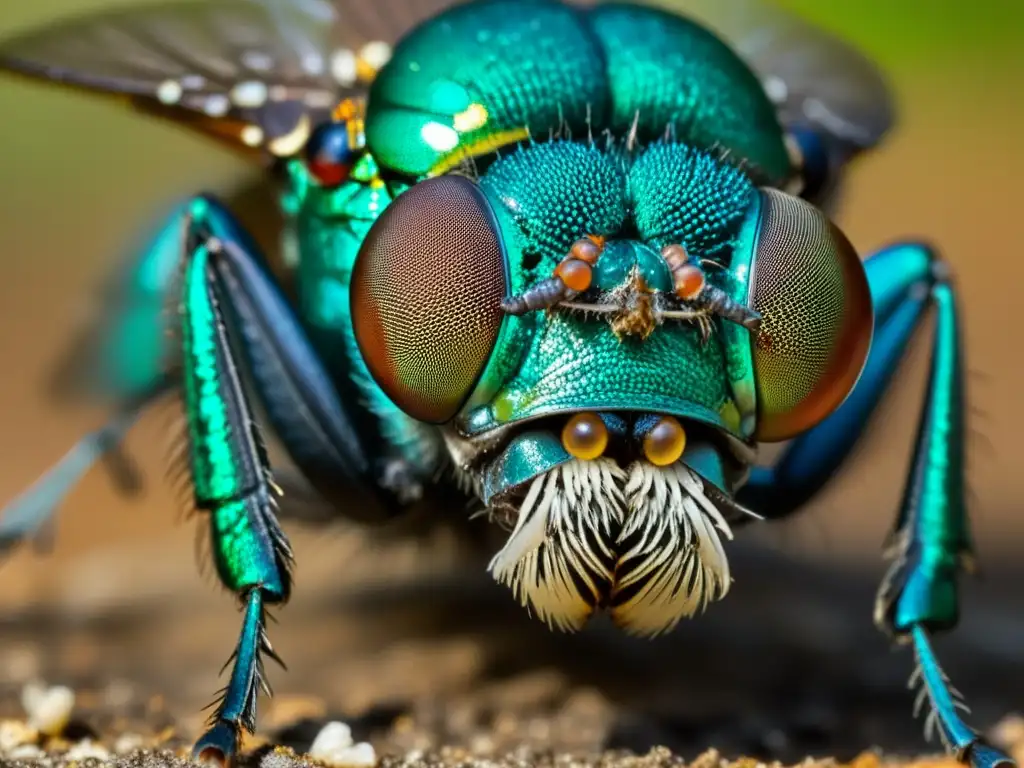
[0,189,406,563]
[182,196,419,520]
[177,230,292,764]
[0,194,216,559]
[176,194,429,761]
[0,379,170,554]
[739,242,1014,768]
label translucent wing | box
[0,0,459,157]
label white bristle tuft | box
[487,457,736,638]
[488,458,625,632]
[611,462,734,637]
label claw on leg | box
[193,588,282,764]
[909,626,1016,768]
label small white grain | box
[114,733,145,754]
[309,720,354,756]
[328,741,377,767]
[22,683,74,737]
[8,743,44,759]
[64,739,110,761]
[0,720,38,753]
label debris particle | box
[308,721,378,767]
[310,721,354,754]
[114,733,146,753]
[8,743,45,760]
[64,738,111,761]
[0,719,38,752]
[22,682,75,736]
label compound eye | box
[747,188,874,442]
[304,120,358,187]
[350,175,508,424]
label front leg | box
[175,198,429,762]
[0,194,261,557]
[740,243,1014,768]
[177,238,291,763]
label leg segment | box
[177,235,290,762]
[183,196,425,519]
[0,194,256,559]
[739,243,1014,768]
[0,380,171,554]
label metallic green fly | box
[0,0,1014,766]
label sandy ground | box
[0,520,1022,768]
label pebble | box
[334,741,377,767]
[0,719,38,752]
[310,721,354,753]
[21,681,75,736]
[64,739,111,761]
[114,733,146,754]
[308,721,378,767]
[7,743,45,759]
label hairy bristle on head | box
[487,458,734,636]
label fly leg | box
[739,242,1015,768]
[174,195,430,761]
[0,194,227,559]
[0,380,171,554]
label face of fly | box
[436,281,764,638]
[349,139,874,639]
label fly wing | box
[0,0,460,157]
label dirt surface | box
[0,521,1021,768]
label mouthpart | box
[445,411,761,637]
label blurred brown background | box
[0,1,1020,762]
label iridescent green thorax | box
[366,0,791,185]
[284,159,442,478]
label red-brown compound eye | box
[746,189,874,442]
[350,175,509,424]
[304,120,357,187]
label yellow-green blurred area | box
[0,0,1021,601]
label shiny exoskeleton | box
[0,1,1014,766]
